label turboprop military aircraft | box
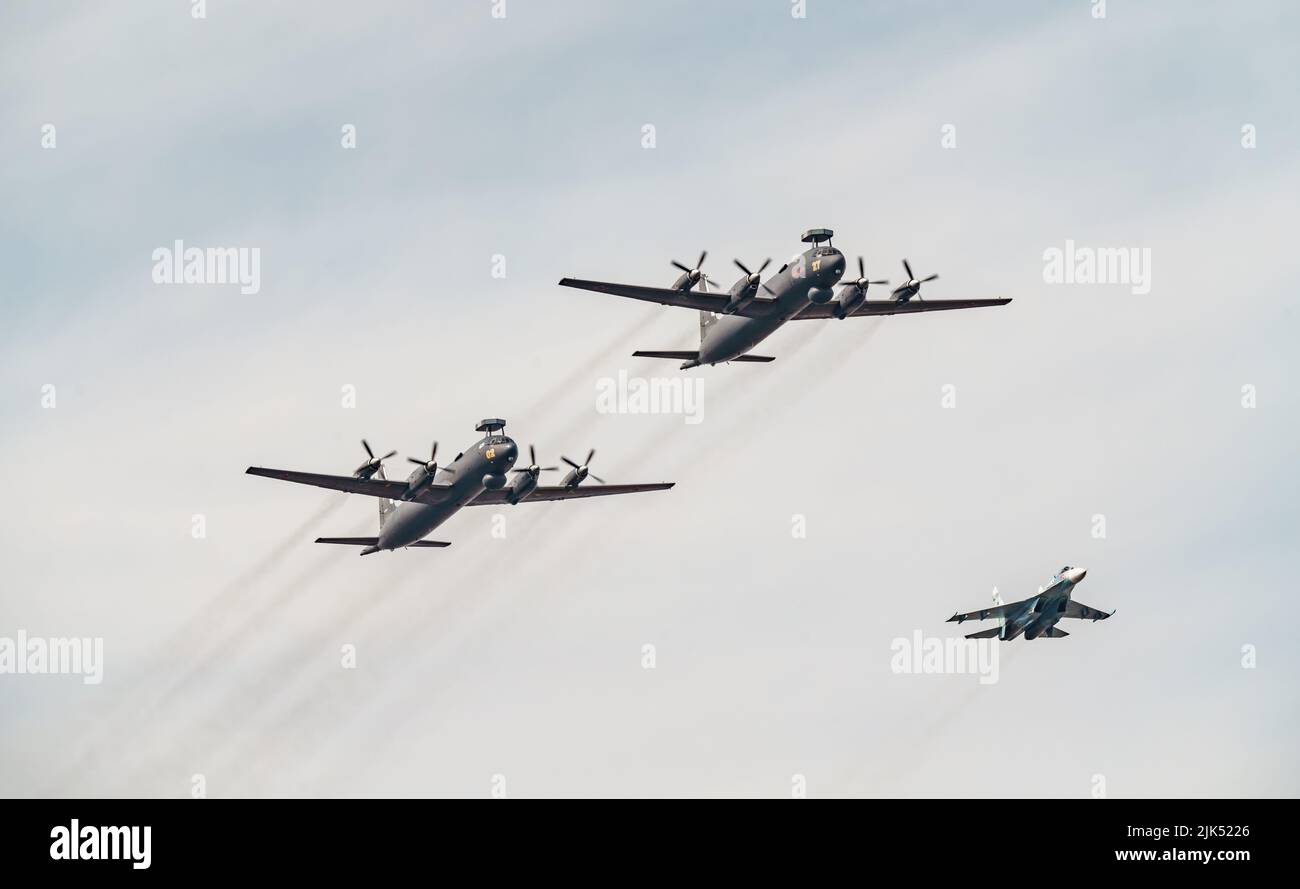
[946,566,1115,641]
[559,229,1011,369]
[246,419,673,554]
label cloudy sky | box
[2,0,1297,797]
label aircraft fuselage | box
[692,245,847,367]
[998,568,1087,640]
[377,434,519,551]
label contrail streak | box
[836,643,1024,796]
[53,494,349,791]
[114,314,882,792]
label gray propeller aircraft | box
[946,566,1115,641]
[559,229,1011,369]
[246,419,673,554]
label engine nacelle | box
[507,472,537,504]
[807,286,835,305]
[724,276,763,314]
[402,466,435,500]
[724,292,755,315]
[482,473,507,490]
[834,289,865,319]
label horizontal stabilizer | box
[315,537,451,549]
[732,354,775,363]
[1043,626,1069,638]
[633,350,698,360]
[964,627,1002,639]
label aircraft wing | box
[471,482,674,505]
[946,599,1025,624]
[558,278,737,314]
[790,297,1011,319]
[246,467,453,504]
[1062,600,1115,621]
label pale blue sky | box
[2,0,1297,797]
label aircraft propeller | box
[841,256,889,292]
[733,257,772,292]
[900,258,939,300]
[354,439,397,479]
[407,440,450,477]
[561,448,605,485]
[511,444,558,477]
[670,250,720,292]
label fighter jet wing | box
[789,298,1011,319]
[946,599,1025,624]
[470,483,674,504]
[1061,600,1115,621]
[246,467,454,504]
[558,278,735,314]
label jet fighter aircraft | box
[246,419,673,554]
[559,229,1011,369]
[946,566,1114,641]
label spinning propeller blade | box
[407,440,450,475]
[840,256,888,291]
[561,449,603,485]
[511,444,558,475]
[670,250,711,290]
[354,439,397,477]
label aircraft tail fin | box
[376,465,398,530]
[992,588,1006,629]
[964,626,1003,640]
[699,309,717,342]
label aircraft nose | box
[1073,568,1087,583]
